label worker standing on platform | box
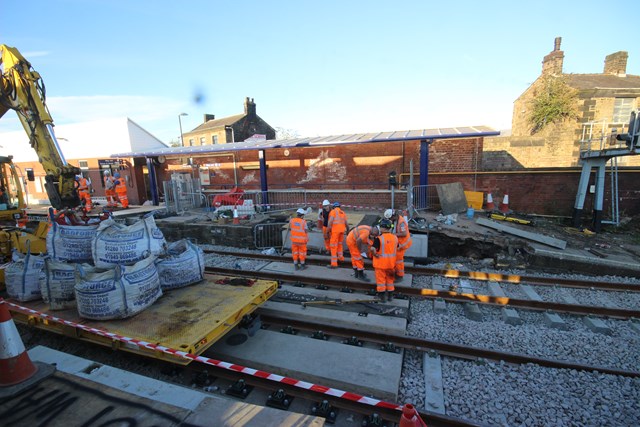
[113,172,129,208]
[318,199,332,254]
[326,201,347,269]
[103,170,117,208]
[75,174,92,212]
[346,224,379,282]
[371,219,398,302]
[385,209,412,282]
[290,208,309,270]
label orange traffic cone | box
[399,403,427,426]
[0,299,55,398]
[233,208,240,224]
[485,192,495,211]
[499,193,510,213]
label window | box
[212,135,218,144]
[200,137,205,146]
[613,98,634,123]
[189,138,194,147]
[79,160,89,170]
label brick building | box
[484,37,640,169]
[182,98,276,146]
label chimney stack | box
[204,114,215,123]
[603,51,628,77]
[542,37,564,76]
[244,97,256,117]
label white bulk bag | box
[156,240,205,290]
[39,258,77,310]
[92,213,167,269]
[47,222,99,263]
[75,256,162,320]
[5,248,45,302]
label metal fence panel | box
[253,222,287,249]
[162,177,205,214]
[412,184,440,213]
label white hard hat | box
[103,170,111,175]
[384,209,394,219]
[296,208,306,215]
[322,200,330,206]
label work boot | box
[377,292,387,302]
[387,291,394,301]
[395,275,404,283]
[353,268,358,278]
[358,271,370,282]
[327,264,337,269]
[294,263,300,270]
[299,263,307,270]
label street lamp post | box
[178,113,188,145]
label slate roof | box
[565,73,640,90]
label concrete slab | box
[501,307,523,325]
[521,285,543,302]
[463,302,483,321]
[430,276,448,291]
[206,329,403,401]
[259,300,407,335]
[433,298,448,314]
[476,217,567,250]
[26,346,323,427]
[458,279,474,294]
[543,312,568,330]
[558,289,579,305]
[406,233,428,259]
[259,261,413,287]
[583,316,612,335]
[423,353,446,414]
[487,281,507,298]
[277,283,409,310]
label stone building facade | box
[182,98,276,147]
[484,38,640,169]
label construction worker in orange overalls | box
[325,201,347,269]
[384,209,412,282]
[317,199,331,254]
[74,174,92,212]
[290,208,309,270]
[113,171,129,208]
[371,219,398,302]
[346,224,379,282]
[103,170,117,208]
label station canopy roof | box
[110,125,500,158]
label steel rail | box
[258,314,640,379]
[204,249,640,292]
[204,267,640,319]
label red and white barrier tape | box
[2,300,402,412]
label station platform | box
[4,274,277,365]
[0,345,323,427]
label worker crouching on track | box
[371,219,398,302]
[384,208,412,282]
[318,199,331,255]
[290,208,309,270]
[75,174,92,212]
[346,224,379,282]
[326,201,347,269]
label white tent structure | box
[0,117,168,162]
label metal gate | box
[253,222,287,249]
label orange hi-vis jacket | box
[289,217,308,244]
[327,208,347,233]
[75,177,89,192]
[346,225,371,249]
[372,232,398,270]
[394,215,412,250]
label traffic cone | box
[485,192,495,211]
[399,403,427,427]
[233,208,240,224]
[499,193,510,213]
[0,299,55,398]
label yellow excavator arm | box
[0,44,80,209]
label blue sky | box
[1,0,637,144]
